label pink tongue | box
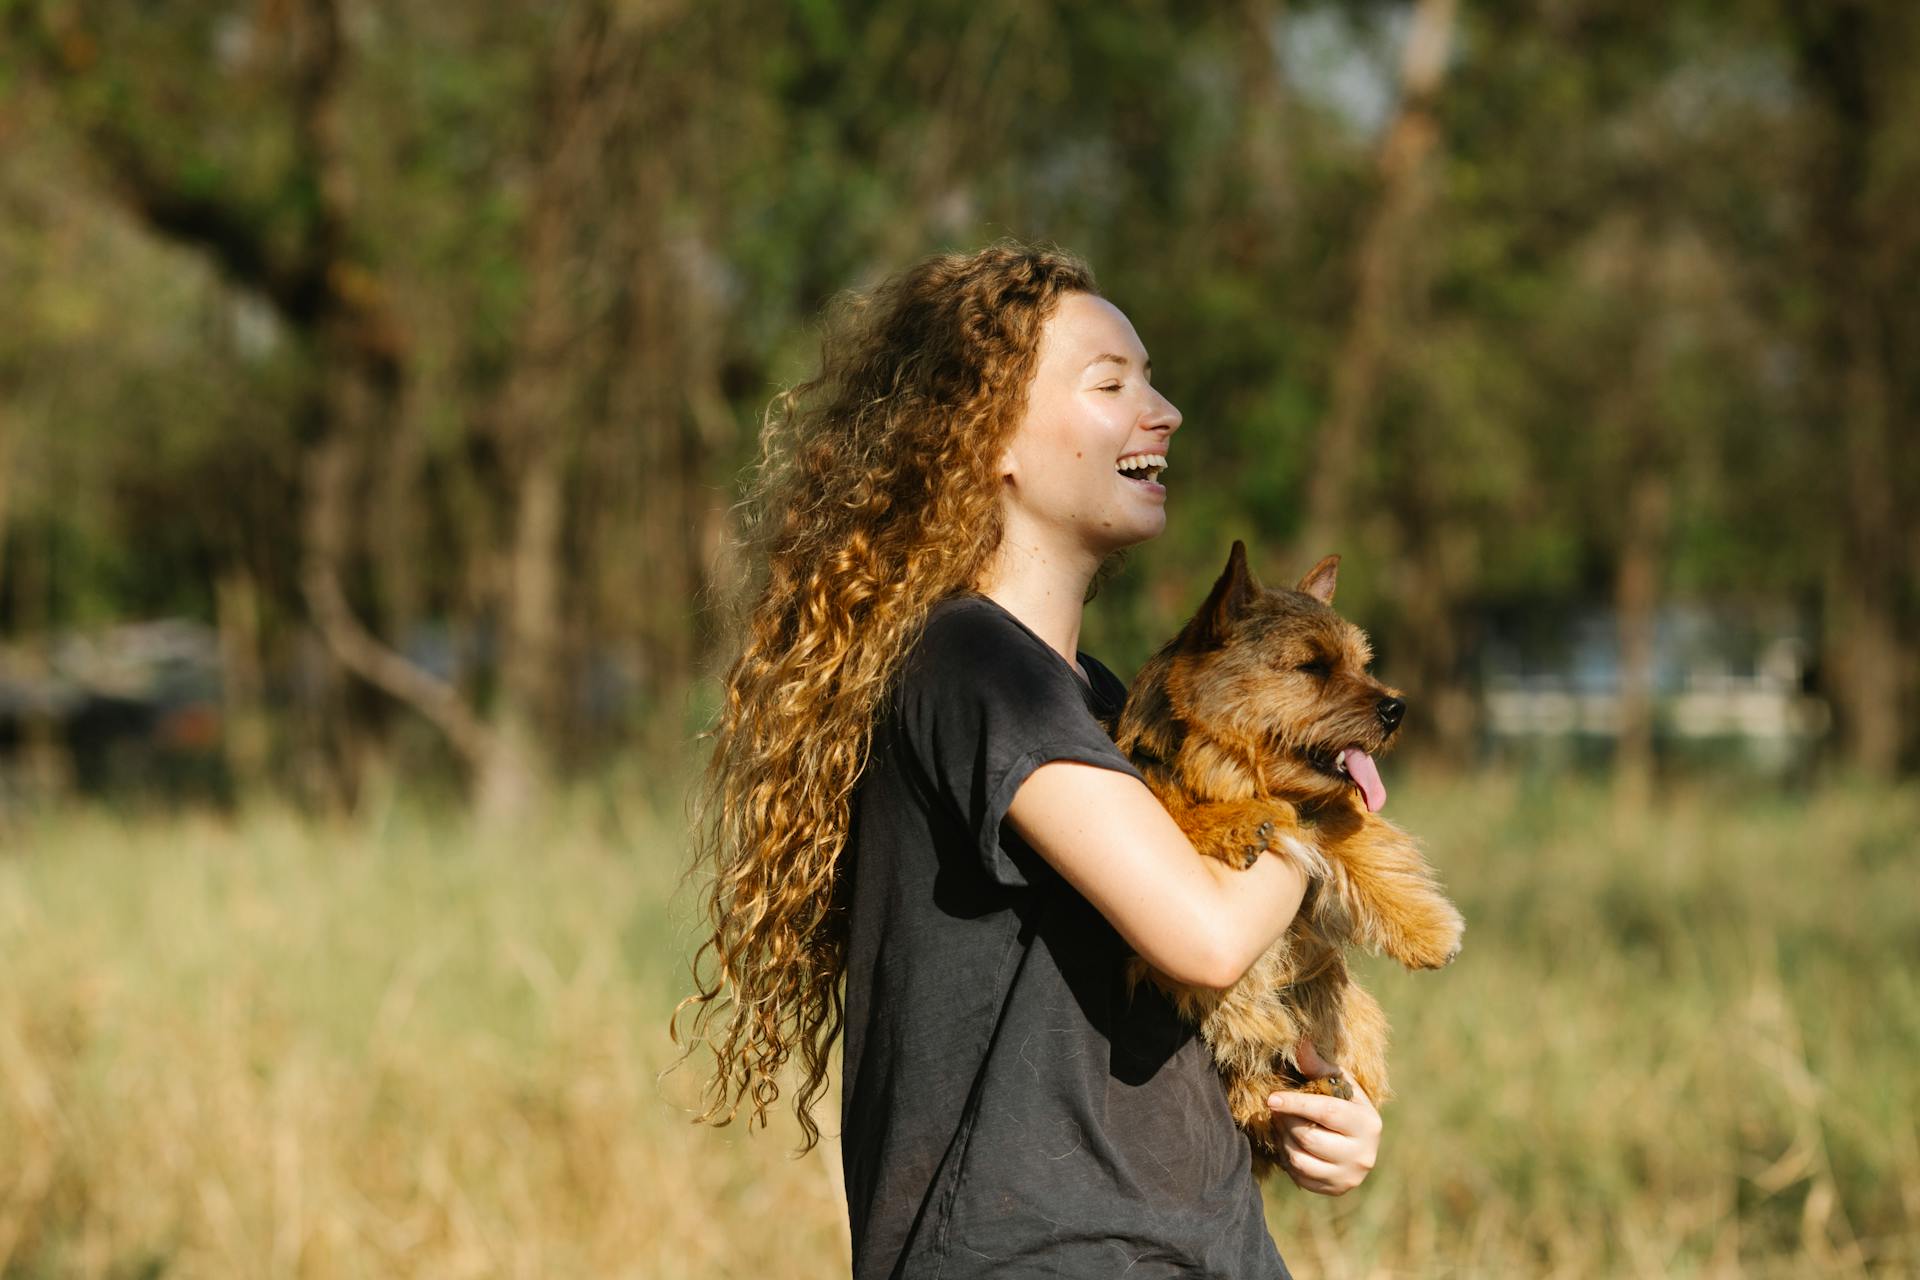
[1343,748,1386,812]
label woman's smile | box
[1116,450,1169,495]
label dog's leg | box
[1216,967,1394,1180]
[1159,793,1315,872]
[1310,807,1463,970]
[1305,974,1392,1107]
[1267,967,1393,1105]
[1342,981,1392,1105]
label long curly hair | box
[673,241,1100,1149]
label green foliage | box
[3,0,1917,776]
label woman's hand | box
[1265,1040,1382,1196]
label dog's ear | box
[1179,540,1262,650]
[1297,554,1339,605]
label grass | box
[0,772,1916,1277]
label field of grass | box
[1,772,1916,1277]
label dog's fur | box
[1113,543,1464,1178]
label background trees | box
[2,0,1915,810]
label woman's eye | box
[1098,383,1122,392]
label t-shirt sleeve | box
[895,604,1146,889]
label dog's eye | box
[1296,659,1331,678]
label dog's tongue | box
[1343,748,1386,812]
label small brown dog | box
[1113,543,1463,1177]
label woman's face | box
[997,291,1183,559]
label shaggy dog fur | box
[1113,543,1464,1178]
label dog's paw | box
[1182,799,1306,872]
[1295,1074,1354,1102]
[1234,819,1278,869]
[1392,900,1465,970]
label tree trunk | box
[1390,518,1477,763]
[281,0,504,808]
[301,423,496,775]
[72,0,478,807]
[618,230,724,752]
[1605,231,1674,810]
[1296,0,1457,560]
[10,520,73,798]
[1613,465,1670,810]
[0,405,13,599]
[589,11,730,759]
[1787,0,1908,777]
[474,443,561,824]
[471,2,630,820]
[1231,0,1296,231]
[370,410,425,645]
[1824,291,1902,775]
[214,563,271,795]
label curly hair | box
[673,241,1100,1149]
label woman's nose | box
[1146,388,1182,434]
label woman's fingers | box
[1268,1074,1382,1196]
[1266,1089,1343,1128]
[1266,1088,1380,1141]
[1279,1143,1351,1195]
[1280,1117,1371,1176]
[1279,1115,1351,1162]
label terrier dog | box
[1113,543,1463,1177]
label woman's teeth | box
[1116,453,1167,483]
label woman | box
[679,242,1381,1277]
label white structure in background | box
[1480,606,1828,768]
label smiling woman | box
[678,241,1378,1279]
[993,293,1180,563]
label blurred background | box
[1,1,1916,1276]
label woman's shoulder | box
[901,595,1143,738]
[904,594,1090,709]
[917,593,1050,665]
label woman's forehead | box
[1044,293,1147,365]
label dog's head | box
[1117,542,1405,812]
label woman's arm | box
[1004,760,1309,988]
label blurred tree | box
[1,0,1914,809]
[1782,0,1915,777]
[1296,0,1457,563]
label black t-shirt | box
[839,593,1290,1278]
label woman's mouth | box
[1116,453,1168,489]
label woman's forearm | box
[1008,760,1310,988]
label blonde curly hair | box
[674,241,1100,1148]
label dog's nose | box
[1377,697,1405,731]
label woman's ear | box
[996,444,1018,485]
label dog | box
[1112,542,1464,1178]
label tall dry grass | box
[1266,775,1920,1279]
[0,794,844,1279]
[0,773,1915,1277]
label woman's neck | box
[977,527,1099,680]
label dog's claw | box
[1231,818,1285,870]
[1296,1073,1354,1101]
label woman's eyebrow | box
[1084,353,1153,375]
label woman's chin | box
[1104,509,1167,551]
